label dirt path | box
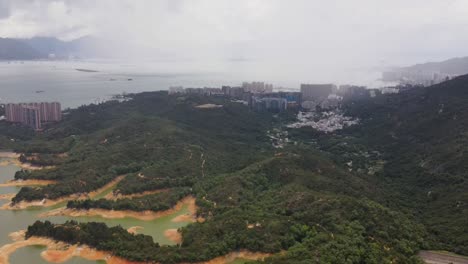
[419,251,468,264]
[127,226,144,235]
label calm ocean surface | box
[0,60,385,109]
[0,60,240,108]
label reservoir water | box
[0,157,193,264]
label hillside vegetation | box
[6,77,468,263]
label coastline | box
[39,196,198,221]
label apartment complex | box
[5,102,62,130]
[21,106,41,130]
[300,84,335,101]
[242,82,274,94]
[251,97,288,112]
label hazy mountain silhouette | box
[0,38,45,60]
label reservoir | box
[0,156,193,264]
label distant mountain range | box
[401,56,468,75]
[0,38,45,60]
[0,36,101,60]
[382,56,468,85]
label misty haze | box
[0,1,467,264]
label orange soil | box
[164,229,182,244]
[0,152,20,159]
[0,236,60,264]
[41,245,77,263]
[0,154,52,171]
[172,197,199,223]
[40,196,197,221]
[171,214,195,223]
[196,251,271,264]
[104,189,169,200]
[1,231,271,264]
[8,230,26,242]
[127,226,144,235]
[0,194,15,201]
[0,152,56,170]
[42,245,143,264]
[0,234,141,264]
[1,176,125,211]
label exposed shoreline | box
[193,251,271,264]
[164,229,182,244]
[39,196,198,221]
[1,176,125,210]
[0,193,15,201]
[0,232,271,264]
[0,151,53,171]
[0,235,139,264]
[0,152,20,159]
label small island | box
[75,68,99,73]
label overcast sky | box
[1,0,468,83]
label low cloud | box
[0,0,467,77]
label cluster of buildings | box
[299,84,383,111]
[242,82,273,94]
[169,82,296,113]
[4,102,62,130]
[169,81,389,113]
[288,110,360,133]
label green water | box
[0,158,192,264]
[0,158,22,195]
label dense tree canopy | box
[10,76,468,263]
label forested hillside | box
[294,75,468,255]
[4,78,468,263]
